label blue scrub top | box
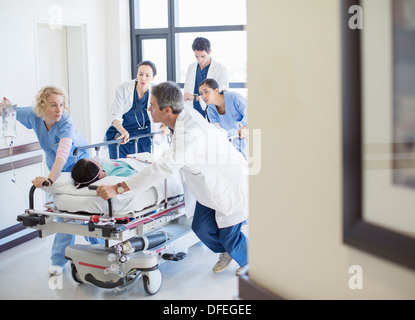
[123,89,150,131]
[105,85,152,159]
[206,91,248,158]
[193,63,211,118]
[17,107,89,172]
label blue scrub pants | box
[51,218,105,267]
[191,202,248,267]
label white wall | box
[247,0,415,299]
[0,0,130,232]
[0,0,131,146]
[106,0,132,112]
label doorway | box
[35,22,91,142]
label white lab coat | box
[108,80,161,133]
[183,58,229,111]
[125,107,248,228]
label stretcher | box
[17,133,199,295]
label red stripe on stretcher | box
[155,246,167,253]
[79,261,107,270]
[146,245,168,256]
[126,203,185,230]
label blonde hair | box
[34,86,68,117]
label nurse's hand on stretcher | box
[32,176,51,188]
[116,129,130,144]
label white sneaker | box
[235,264,249,276]
[212,252,232,273]
[48,265,63,275]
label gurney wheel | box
[114,269,141,292]
[70,263,83,284]
[143,269,162,295]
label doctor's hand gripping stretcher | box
[17,132,199,295]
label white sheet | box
[42,155,184,217]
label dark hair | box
[199,78,219,91]
[71,159,100,189]
[137,60,157,76]
[192,37,211,53]
[150,81,184,115]
[199,78,226,94]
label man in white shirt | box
[183,37,229,119]
[96,81,249,276]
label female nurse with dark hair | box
[105,61,168,159]
[198,78,248,158]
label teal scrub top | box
[100,159,136,177]
[206,91,248,158]
[17,106,89,172]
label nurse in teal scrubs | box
[198,78,248,158]
[11,86,103,274]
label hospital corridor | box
[1,0,415,303]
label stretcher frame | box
[19,193,188,242]
[17,133,199,294]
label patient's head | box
[71,158,106,189]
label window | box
[175,0,247,28]
[129,0,247,92]
[141,38,168,82]
[175,31,247,84]
[133,0,168,29]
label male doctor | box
[96,81,249,276]
[183,37,229,119]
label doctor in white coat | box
[183,37,229,119]
[97,81,249,276]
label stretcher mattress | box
[41,156,184,218]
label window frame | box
[129,0,246,88]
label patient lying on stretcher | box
[43,154,185,217]
[71,157,137,189]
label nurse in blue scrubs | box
[198,78,248,158]
[105,61,161,159]
[14,89,90,185]
[11,86,104,274]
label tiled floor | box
[0,234,241,300]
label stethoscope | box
[133,82,149,130]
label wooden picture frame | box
[341,0,415,270]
